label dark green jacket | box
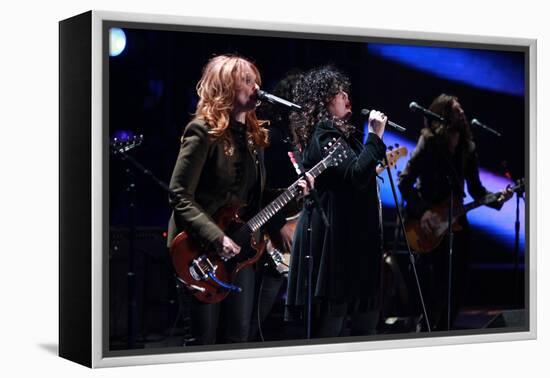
[167,119,266,248]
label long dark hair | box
[290,66,351,146]
[425,93,473,154]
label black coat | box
[286,121,387,314]
[398,128,501,219]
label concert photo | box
[106,23,528,355]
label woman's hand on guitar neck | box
[296,173,314,198]
[496,186,514,204]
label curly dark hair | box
[257,69,302,129]
[290,66,351,145]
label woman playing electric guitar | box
[166,55,311,345]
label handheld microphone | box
[471,118,502,137]
[360,108,406,132]
[409,101,446,123]
[256,89,302,110]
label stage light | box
[109,27,127,57]
[112,130,134,141]
[368,44,524,96]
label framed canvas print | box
[59,10,536,368]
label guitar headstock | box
[386,144,408,169]
[510,178,525,193]
[322,137,349,167]
[110,134,144,154]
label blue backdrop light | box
[368,44,525,96]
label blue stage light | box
[109,28,127,57]
[368,44,524,96]
[112,130,134,141]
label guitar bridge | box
[189,255,217,281]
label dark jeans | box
[313,300,380,338]
[248,270,286,341]
[416,230,470,331]
[189,266,256,344]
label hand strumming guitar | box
[218,235,241,259]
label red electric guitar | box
[170,138,348,303]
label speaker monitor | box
[485,309,526,328]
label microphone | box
[471,118,502,137]
[256,89,302,110]
[360,108,406,132]
[409,101,446,123]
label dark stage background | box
[108,27,526,348]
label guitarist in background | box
[167,55,310,344]
[398,93,512,331]
[285,66,388,338]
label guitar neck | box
[247,156,329,232]
[462,192,499,215]
[462,181,524,215]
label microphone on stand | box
[471,118,502,137]
[256,89,302,110]
[409,101,447,123]
[360,108,406,132]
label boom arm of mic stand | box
[115,149,173,195]
[383,155,432,332]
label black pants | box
[416,230,470,331]
[313,300,380,338]
[189,266,256,344]
[248,270,286,341]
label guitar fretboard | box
[247,156,331,232]
[462,181,524,216]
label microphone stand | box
[125,165,138,348]
[513,187,524,306]
[303,189,329,339]
[111,141,195,346]
[446,175,454,331]
[440,147,463,331]
[383,154,431,332]
[288,143,329,339]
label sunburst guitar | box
[405,179,524,253]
